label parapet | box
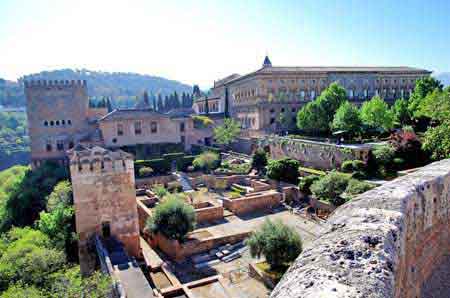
[270,158,450,298]
[68,144,134,175]
[24,79,87,89]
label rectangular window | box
[134,121,142,135]
[151,121,157,133]
[180,122,185,132]
[117,123,124,136]
[46,141,52,152]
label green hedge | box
[135,158,171,175]
[191,144,221,155]
[163,152,185,164]
[176,155,196,171]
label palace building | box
[196,56,431,136]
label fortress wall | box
[270,159,450,298]
[260,136,370,170]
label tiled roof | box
[256,66,431,73]
[224,66,431,85]
[98,108,168,122]
[214,73,241,87]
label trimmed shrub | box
[352,160,366,172]
[341,160,366,173]
[373,145,395,166]
[310,171,350,206]
[246,219,302,269]
[393,157,406,170]
[193,151,220,173]
[345,179,375,196]
[176,155,196,171]
[152,185,168,198]
[146,197,195,242]
[138,166,153,178]
[298,175,320,195]
[251,148,268,172]
[267,158,301,184]
[341,160,354,173]
[351,171,367,180]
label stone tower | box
[25,80,90,168]
[68,145,140,275]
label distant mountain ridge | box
[0,69,193,108]
[435,72,450,87]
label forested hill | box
[0,69,193,107]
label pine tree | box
[106,97,113,112]
[193,85,201,98]
[173,91,180,109]
[143,91,150,107]
[164,95,169,112]
[157,94,164,111]
[205,96,209,115]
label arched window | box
[56,120,60,126]
[50,121,54,126]
[44,121,48,126]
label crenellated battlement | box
[24,79,87,89]
[68,144,134,176]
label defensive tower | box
[25,80,90,167]
[68,145,140,275]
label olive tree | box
[246,219,302,269]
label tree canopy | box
[267,158,300,184]
[297,82,347,135]
[213,118,241,145]
[360,96,394,132]
[331,101,362,136]
[146,196,195,242]
[408,77,443,117]
[246,219,302,269]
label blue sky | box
[0,0,449,88]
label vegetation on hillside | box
[0,112,29,170]
[1,69,194,109]
[0,164,111,297]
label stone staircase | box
[174,172,194,192]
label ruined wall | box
[271,159,450,298]
[222,191,282,215]
[69,146,140,275]
[259,136,370,170]
[194,204,224,223]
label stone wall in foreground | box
[271,159,450,298]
